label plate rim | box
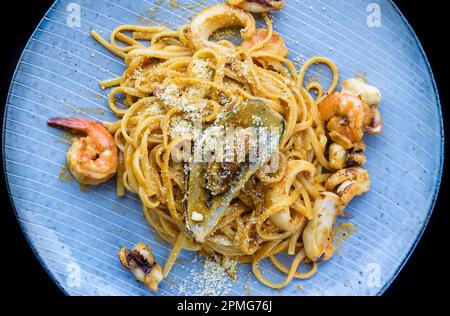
[1,0,70,295]
[1,0,444,296]
[376,0,444,296]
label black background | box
[0,0,448,304]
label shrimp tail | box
[48,117,89,135]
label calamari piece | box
[325,167,370,206]
[228,0,285,13]
[186,100,285,243]
[48,117,118,185]
[328,143,347,170]
[118,242,163,292]
[303,192,342,262]
[189,4,256,52]
[342,78,381,106]
[346,142,367,167]
[329,142,367,170]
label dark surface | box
[1,0,63,298]
[383,0,448,297]
[0,0,447,300]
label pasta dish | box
[47,0,383,292]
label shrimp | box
[241,28,288,58]
[318,79,382,149]
[48,117,118,185]
[318,92,371,149]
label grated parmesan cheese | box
[211,235,234,247]
[191,58,213,80]
[157,83,182,108]
[179,100,207,121]
[169,116,194,137]
[144,101,164,115]
[155,81,208,124]
[174,256,235,296]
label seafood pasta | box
[48,1,383,292]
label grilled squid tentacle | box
[346,142,367,167]
[118,242,163,292]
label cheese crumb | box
[169,116,194,137]
[174,256,235,296]
[191,211,204,222]
[191,58,213,80]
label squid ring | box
[189,4,256,51]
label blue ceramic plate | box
[2,0,443,296]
